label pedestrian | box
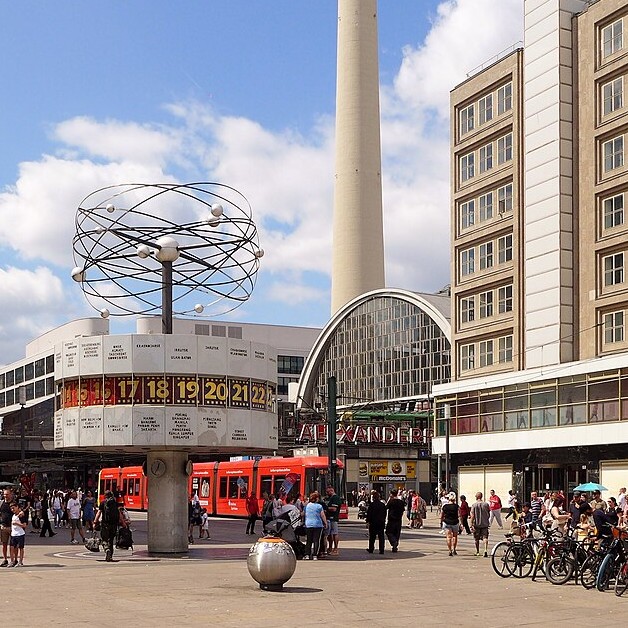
[261,493,275,532]
[9,502,27,567]
[470,491,491,557]
[94,490,121,562]
[245,491,259,535]
[366,490,387,555]
[459,495,471,534]
[82,490,96,531]
[505,489,517,519]
[323,486,342,555]
[52,491,63,528]
[385,489,406,552]
[200,509,210,539]
[303,492,326,560]
[529,491,543,522]
[488,489,503,528]
[39,491,55,538]
[188,494,202,542]
[0,488,15,567]
[66,490,86,544]
[441,492,460,556]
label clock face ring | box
[151,459,166,477]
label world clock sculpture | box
[64,182,269,554]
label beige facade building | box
[434,0,628,499]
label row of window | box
[603,191,625,230]
[604,309,627,345]
[459,335,514,372]
[277,355,305,375]
[460,132,513,183]
[602,17,624,60]
[460,233,513,277]
[0,355,55,391]
[459,182,514,230]
[0,377,56,409]
[460,284,513,325]
[459,82,513,137]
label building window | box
[460,296,475,323]
[278,355,305,374]
[461,248,475,276]
[479,291,493,318]
[604,310,624,343]
[498,234,513,264]
[460,344,475,371]
[479,192,493,221]
[479,143,493,173]
[479,242,493,270]
[604,136,624,172]
[497,183,513,214]
[603,252,624,286]
[479,94,493,125]
[460,200,475,230]
[479,340,494,367]
[602,19,623,58]
[498,285,513,313]
[460,153,475,182]
[497,133,513,164]
[460,104,474,135]
[499,335,513,363]
[603,77,623,115]
[497,82,512,115]
[604,193,624,229]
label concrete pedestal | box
[147,450,189,554]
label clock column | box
[147,449,189,553]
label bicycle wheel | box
[490,541,511,578]
[596,554,614,592]
[505,543,534,578]
[614,561,628,597]
[545,555,575,585]
[580,554,603,590]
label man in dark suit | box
[366,491,387,555]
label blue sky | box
[0,1,523,364]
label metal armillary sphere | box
[72,182,264,332]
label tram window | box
[122,479,128,496]
[219,477,228,498]
[260,476,272,497]
[228,478,240,498]
[134,479,141,495]
[127,480,134,496]
[99,480,105,494]
[273,476,285,496]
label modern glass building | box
[296,287,451,498]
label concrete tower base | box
[147,450,189,554]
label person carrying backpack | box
[94,491,121,562]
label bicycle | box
[596,527,628,592]
[614,558,628,597]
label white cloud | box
[0,0,524,363]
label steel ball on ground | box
[246,537,296,591]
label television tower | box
[330,0,385,314]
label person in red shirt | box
[488,489,503,529]
[458,495,471,534]
[245,492,260,535]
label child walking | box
[200,509,210,539]
[9,502,27,567]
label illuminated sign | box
[297,423,432,446]
[61,375,274,412]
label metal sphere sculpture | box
[72,183,263,322]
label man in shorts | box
[66,490,85,544]
[470,491,491,557]
[324,486,342,555]
[0,488,15,567]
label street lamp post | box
[327,376,338,490]
[18,385,27,470]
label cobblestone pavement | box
[5,509,624,627]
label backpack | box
[103,497,119,525]
[116,526,133,550]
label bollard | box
[247,536,297,591]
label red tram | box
[99,457,347,519]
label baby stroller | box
[357,500,368,520]
[265,518,307,560]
